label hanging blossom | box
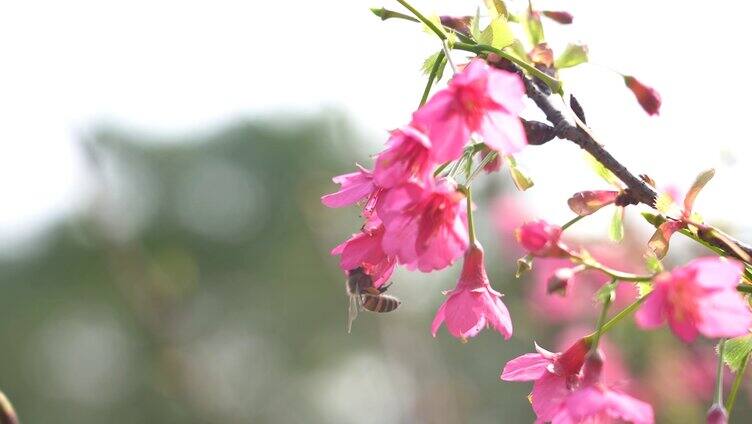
[412,58,527,163]
[377,178,468,272]
[502,342,654,423]
[373,125,435,188]
[635,257,752,342]
[432,242,512,340]
[331,214,396,288]
[321,164,379,210]
[623,75,662,116]
[516,219,568,257]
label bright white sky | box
[1,0,751,249]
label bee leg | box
[378,282,393,293]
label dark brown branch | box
[520,76,658,207]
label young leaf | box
[422,51,443,75]
[644,253,664,274]
[684,168,715,213]
[525,7,545,46]
[479,16,515,49]
[484,0,508,19]
[554,43,589,69]
[721,335,752,372]
[567,190,619,216]
[635,282,653,297]
[471,7,482,41]
[584,153,621,187]
[647,220,683,259]
[594,281,616,304]
[506,156,534,191]
[609,206,624,242]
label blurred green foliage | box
[0,110,747,423]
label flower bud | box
[581,350,604,386]
[541,10,574,24]
[440,15,472,36]
[516,220,564,257]
[624,75,662,116]
[546,267,579,296]
[706,403,728,424]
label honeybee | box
[346,267,401,333]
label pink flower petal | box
[501,353,551,381]
[688,257,743,290]
[697,290,752,338]
[635,285,667,329]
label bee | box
[346,267,401,333]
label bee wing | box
[347,295,360,333]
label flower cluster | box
[327,2,752,422]
[324,58,528,339]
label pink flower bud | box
[546,267,578,296]
[516,220,564,257]
[706,404,728,424]
[624,75,662,116]
[541,10,574,24]
[581,350,604,386]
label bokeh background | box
[1,0,752,422]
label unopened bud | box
[541,10,574,24]
[581,350,604,386]
[0,391,18,424]
[706,403,728,424]
[624,75,662,116]
[547,267,577,296]
[440,16,472,36]
[516,220,565,257]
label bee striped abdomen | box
[361,294,400,313]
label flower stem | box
[452,42,562,94]
[714,339,727,405]
[726,352,749,417]
[466,186,476,245]
[584,294,650,342]
[561,215,585,231]
[394,0,446,40]
[466,151,497,184]
[420,50,445,107]
[589,281,615,354]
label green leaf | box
[721,335,752,372]
[506,156,534,191]
[584,153,620,187]
[594,281,616,304]
[503,40,531,64]
[422,51,442,75]
[609,206,624,242]
[471,7,482,41]
[635,281,653,297]
[479,16,515,50]
[554,43,589,69]
[644,253,663,274]
[484,0,508,18]
[525,9,545,46]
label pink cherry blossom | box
[636,257,752,342]
[552,353,654,424]
[501,339,590,422]
[516,219,566,257]
[321,164,378,209]
[377,178,468,272]
[411,58,527,163]
[331,215,396,288]
[431,243,512,340]
[373,126,435,188]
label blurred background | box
[1,0,752,422]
